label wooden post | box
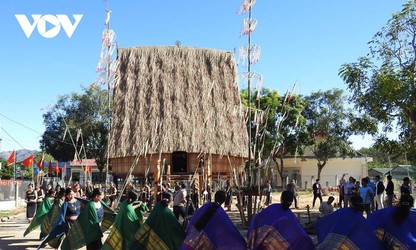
[153,159,160,204]
[194,174,200,207]
[207,155,212,190]
[166,164,171,185]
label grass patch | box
[0,207,25,218]
[0,211,10,217]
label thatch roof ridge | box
[109,46,248,158]
[121,45,233,54]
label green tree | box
[339,1,416,163]
[302,89,355,180]
[40,84,109,175]
[240,88,309,186]
[0,159,14,179]
[269,93,309,187]
[240,88,280,162]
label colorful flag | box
[24,197,52,236]
[37,155,44,169]
[45,162,52,174]
[62,162,66,178]
[21,155,34,168]
[88,165,92,173]
[55,162,60,174]
[7,150,15,166]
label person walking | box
[286,180,299,209]
[358,178,374,216]
[400,177,412,196]
[312,179,323,208]
[340,174,355,208]
[264,180,272,206]
[35,183,45,212]
[173,182,187,220]
[385,175,394,207]
[25,183,37,223]
[107,181,118,209]
[374,175,385,210]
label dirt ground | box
[0,189,333,249]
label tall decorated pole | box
[96,0,118,191]
[237,0,262,224]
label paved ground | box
[0,191,323,249]
[0,212,54,250]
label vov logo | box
[15,14,83,38]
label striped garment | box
[247,204,314,250]
[38,198,116,250]
[24,197,52,237]
[61,200,117,250]
[40,199,63,239]
[368,206,416,249]
[180,202,246,250]
[316,207,384,250]
[103,200,147,250]
[131,202,185,250]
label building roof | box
[368,168,392,175]
[391,165,415,173]
[108,46,249,158]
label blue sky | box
[0,0,406,153]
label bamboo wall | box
[110,153,245,178]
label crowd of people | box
[310,174,415,249]
[22,174,415,249]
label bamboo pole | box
[153,159,161,204]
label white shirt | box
[319,202,334,217]
[173,188,187,207]
[341,180,355,195]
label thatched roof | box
[108,46,249,158]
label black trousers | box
[313,193,322,207]
[173,205,187,220]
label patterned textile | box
[101,201,117,232]
[133,223,170,250]
[24,197,52,236]
[38,198,115,250]
[38,202,70,250]
[316,207,384,250]
[318,233,359,250]
[103,200,147,250]
[180,202,246,250]
[367,206,416,250]
[375,229,407,250]
[104,225,124,250]
[40,199,63,240]
[247,225,289,250]
[131,202,185,250]
[247,204,314,250]
[61,200,116,250]
[181,229,216,250]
